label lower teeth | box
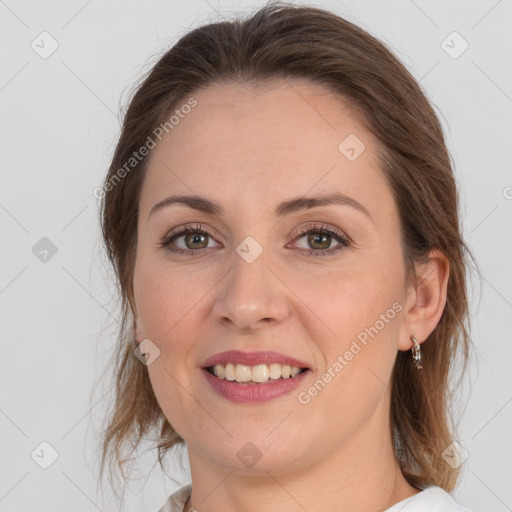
[236,379,284,385]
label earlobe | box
[398,249,450,351]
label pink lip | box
[201,350,310,369]
[201,367,311,403]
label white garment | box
[157,484,472,511]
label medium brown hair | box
[98,0,474,496]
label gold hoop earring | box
[410,334,423,370]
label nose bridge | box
[212,243,289,330]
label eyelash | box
[159,223,351,258]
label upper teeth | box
[212,363,303,383]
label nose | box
[212,250,291,332]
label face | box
[133,80,408,474]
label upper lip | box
[201,350,310,369]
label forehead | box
[140,79,391,220]
[161,79,372,163]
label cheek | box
[294,256,403,388]
[297,270,402,421]
[133,259,205,435]
[133,253,207,340]
[293,258,401,337]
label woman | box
[99,2,474,511]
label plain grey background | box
[1,1,511,511]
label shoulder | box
[157,484,192,512]
[385,485,472,512]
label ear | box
[398,249,450,351]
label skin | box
[133,80,449,512]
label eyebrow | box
[149,192,373,222]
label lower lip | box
[201,368,310,403]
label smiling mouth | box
[205,363,309,385]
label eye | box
[291,224,350,257]
[160,224,220,255]
[160,223,350,258]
